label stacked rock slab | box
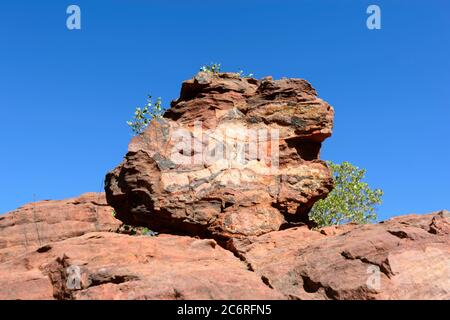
[105,72,334,240]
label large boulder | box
[105,72,334,240]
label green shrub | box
[127,95,163,135]
[200,63,221,74]
[309,161,383,227]
[200,63,253,78]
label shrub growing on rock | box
[127,95,163,135]
[200,63,221,74]
[309,161,383,227]
[200,63,253,78]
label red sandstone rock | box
[0,193,448,300]
[105,72,334,239]
[0,232,283,300]
[228,210,450,300]
[0,193,121,263]
[1,72,448,300]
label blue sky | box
[0,1,449,221]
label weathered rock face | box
[0,197,447,300]
[0,193,121,263]
[105,72,334,240]
[0,193,281,300]
[228,211,450,300]
[0,232,282,300]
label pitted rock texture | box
[228,211,450,300]
[105,72,334,239]
[0,193,121,263]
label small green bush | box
[309,161,383,227]
[200,63,253,78]
[127,95,163,135]
[200,63,221,74]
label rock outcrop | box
[0,232,282,300]
[1,74,448,300]
[228,210,450,300]
[0,196,448,300]
[0,193,121,263]
[0,194,282,300]
[105,72,334,240]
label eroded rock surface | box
[228,211,450,300]
[0,232,282,300]
[0,193,448,300]
[0,193,121,263]
[105,73,334,239]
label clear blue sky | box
[1,1,449,221]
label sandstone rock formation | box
[0,195,448,300]
[105,72,334,240]
[1,74,448,300]
[0,232,282,300]
[0,193,121,263]
[228,210,450,300]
